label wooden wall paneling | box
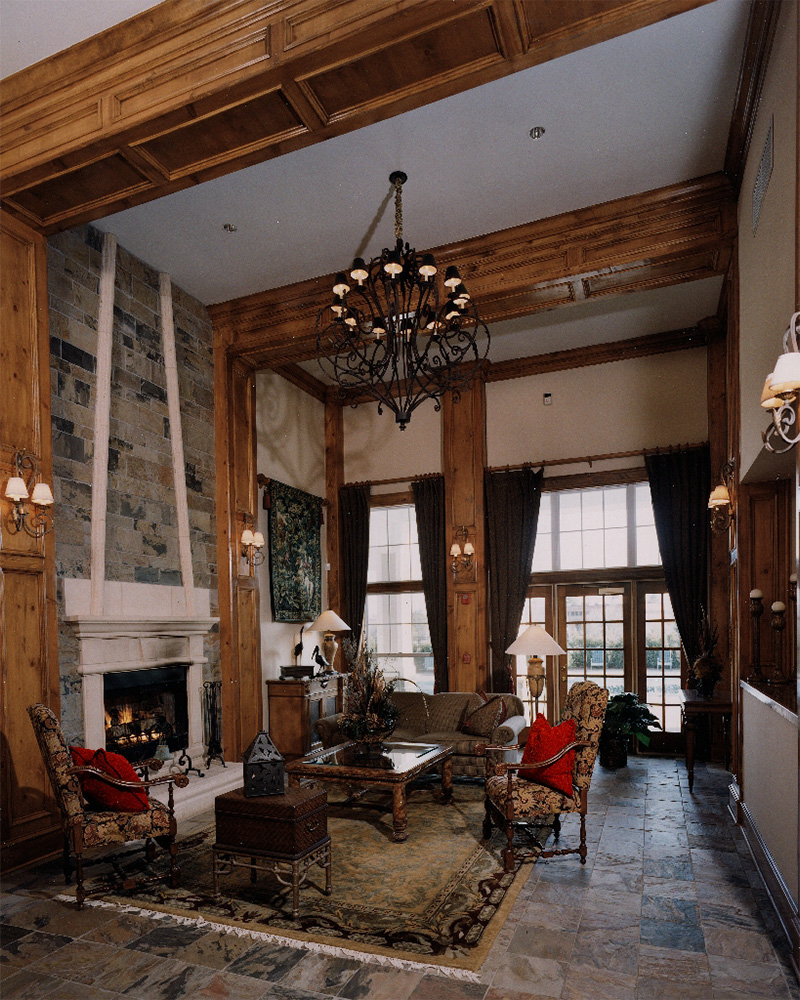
[442,376,488,693]
[738,481,793,683]
[324,400,344,667]
[211,174,737,370]
[0,0,713,234]
[0,210,60,869]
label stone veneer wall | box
[48,225,219,743]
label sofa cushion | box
[423,733,477,757]
[426,693,478,733]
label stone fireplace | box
[64,580,216,767]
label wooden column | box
[214,341,262,759]
[0,210,61,869]
[442,376,488,692]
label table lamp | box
[308,609,350,669]
[506,624,566,718]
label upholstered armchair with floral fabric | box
[479,680,609,872]
[28,703,189,908]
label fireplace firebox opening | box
[103,665,189,763]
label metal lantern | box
[242,731,285,797]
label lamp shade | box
[769,352,800,394]
[760,375,783,409]
[309,609,350,633]
[506,624,565,657]
[5,477,28,501]
[31,482,54,506]
[707,484,731,509]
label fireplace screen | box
[104,665,189,762]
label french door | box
[556,584,632,714]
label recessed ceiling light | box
[223,223,238,232]
[529,126,545,141]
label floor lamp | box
[506,625,566,721]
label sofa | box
[312,690,527,778]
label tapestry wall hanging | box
[266,479,323,622]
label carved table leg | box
[441,757,453,803]
[683,709,696,793]
[392,783,408,841]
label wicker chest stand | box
[213,786,331,919]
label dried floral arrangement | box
[338,640,399,744]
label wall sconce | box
[4,449,55,538]
[761,311,800,453]
[241,527,265,566]
[450,525,475,576]
[708,461,734,533]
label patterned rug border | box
[54,850,537,977]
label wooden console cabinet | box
[266,675,345,759]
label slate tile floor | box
[2,757,798,1000]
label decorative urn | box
[242,731,285,797]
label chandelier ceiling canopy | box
[316,171,490,430]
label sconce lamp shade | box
[31,482,54,506]
[5,477,28,502]
[760,375,783,409]
[309,610,350,633]
[707,484,731,509]
[769,352,800,395]
[241,528,255,546]
[506,624,565,658]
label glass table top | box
[298,742,445,773]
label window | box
[533,483,660,571]
[364,504,434,693]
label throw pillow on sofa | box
[462,696,505,737]
[70,746,149,812]
[518,714,577,796]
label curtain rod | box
[487,441,709,474]
[344,471,441,488]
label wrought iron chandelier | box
[316,171,490,430]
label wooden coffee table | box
[286,741,453,842]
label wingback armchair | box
[28,703,189,908]
[480,680,608,872]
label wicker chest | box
[213,785,331,919]
[214,785,327,858]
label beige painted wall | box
[344,397,442,486]
[742,686,799,905]
[255,370,325,689]
[738,5,797,477]
[486,349,708,474]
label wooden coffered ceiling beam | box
[1,0,714,234]
[210,172,736,368]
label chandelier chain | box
[394,175,404,243]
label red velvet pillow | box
[518,714,577,797]
[70,747,149,812]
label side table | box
[213,786,332,918]
[679,689,732,793]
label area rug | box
[66,783,545,977]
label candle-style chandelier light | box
[761,312,800,453]
[316,171,490,430]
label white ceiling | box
[2,0,750,361]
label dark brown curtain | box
[485,467,544,692]
[412,476,449,693]
[339,483,371,658]
[645,444,711,665]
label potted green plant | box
[599,692,661,769]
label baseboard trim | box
[729,782,800,982]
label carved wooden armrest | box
[501,739,591,773]
[67,765,190,790]
[475,740,525,756]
